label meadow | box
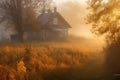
[0,42,104,80]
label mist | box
[57,1,89,37]
[54,0,106,49]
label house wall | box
[10,30,68,41]
[25,31,40,40]
[53,29,68,38]
[39,28,68,40]
[0,25,17,41]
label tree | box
[0,0,24,42]
[87,0,120,44]
[0,0,52,42]
[87,0,120,79]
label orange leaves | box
[17,60,26,74]
[87,0,120,43]
[17,60,27,80]
[0,43,100,79]
[0,65,16,80]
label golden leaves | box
[17,60,26,74]
[87,0,120,43]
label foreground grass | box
[0,42,104,80]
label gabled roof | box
[38,11,72,28]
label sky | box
[53,0,94,38]
[0,0,105,49]
[53,0,106,47]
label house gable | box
[39,7,72,29]
[45,12,71,29]
[24,7,72,41]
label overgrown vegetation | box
[0,0,52,42]
[87,0,120,79]
[0,42,104,80]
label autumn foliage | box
[0,42,103,80]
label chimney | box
[42,9,45,14]
[54,7,57,13]
[42,0,45,14]
[47,9,52,13]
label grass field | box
[0,42,104,80]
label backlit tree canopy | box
[0,0,52,42]
[87,0,120,43]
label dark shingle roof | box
[39,11,71,28]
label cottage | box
[10,7,71,41]
[38,7,71,40]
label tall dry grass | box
[0,42,104,80]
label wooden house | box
[38,7,71,40]
[10,7,71,41]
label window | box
[53,17,58,25]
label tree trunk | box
[17,24,24,42]
[19,31,24,42]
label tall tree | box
[0,0,24,42]
[87,0,120,43]
[87,0,120,79]
[0,0,52,42]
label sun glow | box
[103,0,108,3]
[53,0,86,5]
[53,0,105,47]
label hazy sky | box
[53,0,93,38]
[0,0,105,48]
[53,0,106,47]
